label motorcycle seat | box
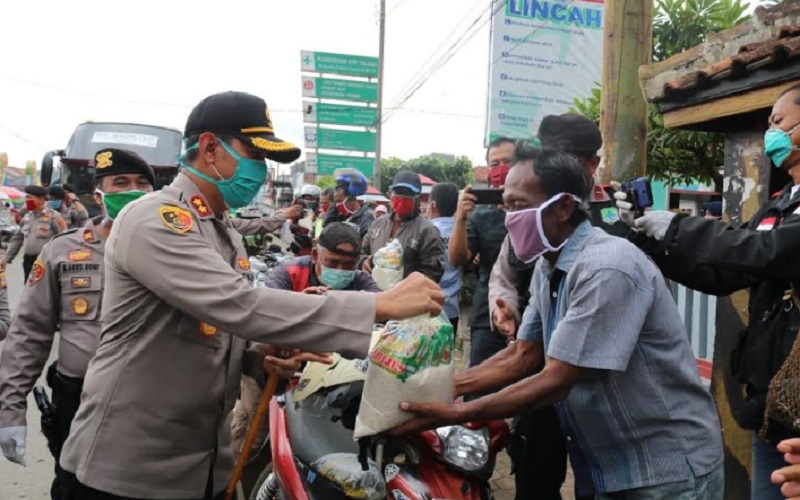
[284,389,360,466]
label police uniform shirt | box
[6,209,67,261]
[59,173,376,499]
[0,219,104,428]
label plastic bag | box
[354,314,455,439]
[372,239,404,290]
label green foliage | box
[316,175,336,191]
[570,0,778,186]
[379,155,473,193]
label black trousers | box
[59,471,226,500]
[47,364,84,500]
[511,406,568,500]
[22,253,38,282]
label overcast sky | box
[0,0,764,170]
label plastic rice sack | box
[371,239,404,290]
[353,314,455,439]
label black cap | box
[390,170,422,194]
[185,91,301,164]
[537,114,602,159]
[93,148,155,187]
[318,222,362,257]
[24,185,48,197]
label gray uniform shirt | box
[230,213,287,236]
[60,202,90,229]
[59,174,376,499]
[0,272,11,341]
[0,219,105,428]
[6,209,67,261]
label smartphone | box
[621,177,653,215]
[471,188,504,205]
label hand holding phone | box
[471,188,504,206]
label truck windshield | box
[65,123,182,167]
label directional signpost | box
[301,50,380,179]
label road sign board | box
[304,126,376,153]
[301,77,378,103]
[301,51,379,78]
[307,152,374,176]
[303,102,378,127]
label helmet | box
[299,184,322,199]
[333,168,369,197]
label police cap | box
[24,185,48,198]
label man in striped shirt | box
[394,145,724,499]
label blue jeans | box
[594,464,723,499]
[752,433,787,500]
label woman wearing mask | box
[616,84,800,500]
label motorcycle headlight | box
[436,425,489,472]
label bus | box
[41,122,183,216]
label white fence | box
[670,282,716,364]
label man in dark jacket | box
[615,84,800,500]
[361,171,444,283]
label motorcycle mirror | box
[41,151,57,186]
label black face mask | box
[304,201,319,212]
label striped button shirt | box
[518,221,723,493]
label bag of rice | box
[371,239,404,290]
[353,314,455,439]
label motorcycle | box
[250,360,509,500]
[0,220,19,249]
[249,250,289,287]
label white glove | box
[610,182,637,227]
[0,426,26,465]
[634,211,677,241]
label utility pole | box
[599,0,654,183]
[375,0,386,190]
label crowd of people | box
[0,86,797,500]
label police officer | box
[2,185,67,281]
[56,91,443,500]
[0,148,156,500]
[48,184,90,229]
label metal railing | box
[670,282,716,362]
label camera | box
[621,177,653,216]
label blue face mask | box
[47,200,62,210]
[765,123,800,168]
[319,265,356,290]
[182,138,267,209]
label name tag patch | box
[68,249,93,262]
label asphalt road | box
[0,258,57,499]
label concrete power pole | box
[375,0,386,190]
[599,0,654,183]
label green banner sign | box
[302,77,378,103]
[310,153,374,176]
[301,51,379,78]
[303,102,378,127]
[305,127,376,153]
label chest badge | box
[159,206,194,234]
[190,196,211,218]
[83,229,95,243]
[72,297,89,316]
[71,277,91,289]
[199,322,218,336]
[68,249,93,262]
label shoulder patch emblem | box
[199,322,218,336]
[72,297,89,316]
[83,229,95,242]
[190,196,211,217]
[600,207,620,225]
[238,257,251,272]
[159,206,194,234]
[0,271,6,290]
[68,249,93,262]
[28,260,45,285]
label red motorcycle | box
[250,378,509,500]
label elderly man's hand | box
[258,345,333,379]
[772,438,800,499]
[387,401,468,436]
